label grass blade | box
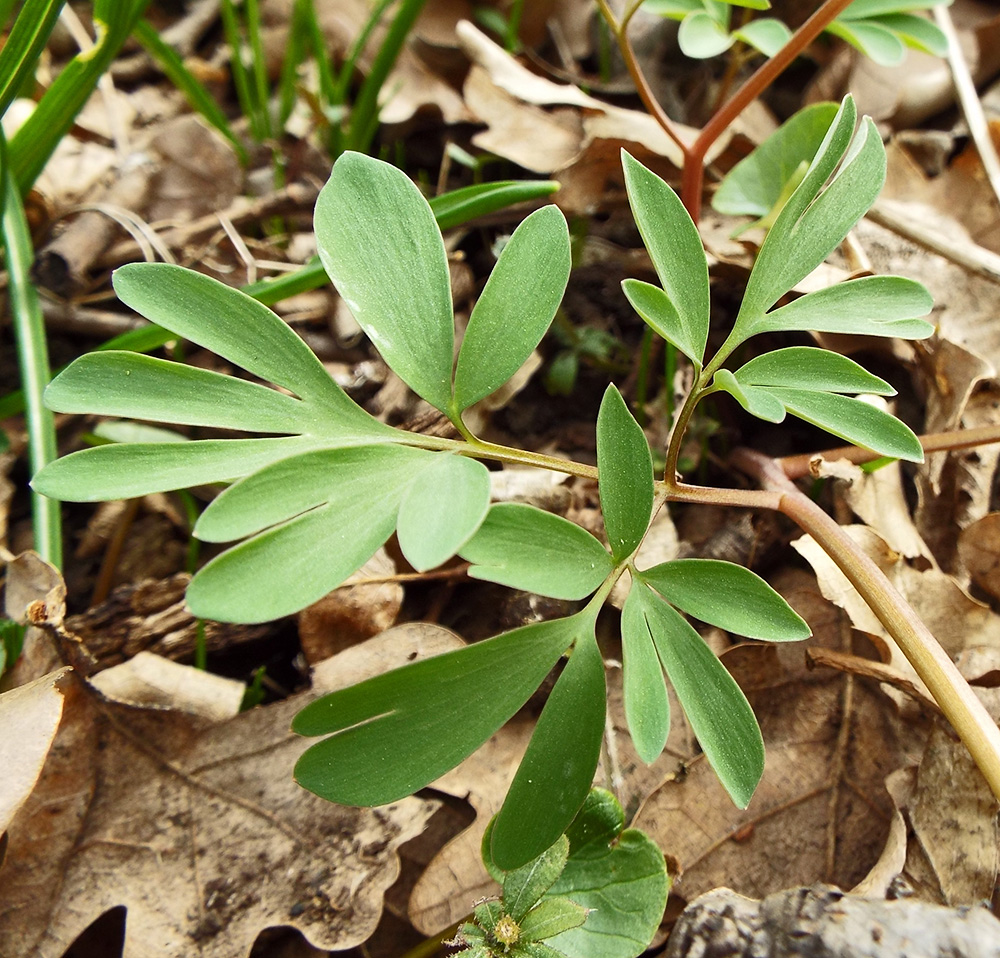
[0,0,66,122]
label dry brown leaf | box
[298,548,404,664]
[633,639,914,906]
[0,668,71,834]
[960,513,1000,600]
[906,723,999,904]
[0,571,443,957]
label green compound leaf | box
[713,370,787,422]
[597,385,653,563]
[735,96,890,331]
[315,151,454,412]
[397,454,491,572]
[621,585,670,763]
[621,280,699,367]
[732,17,792,55]
[678,9,733,57]
[459,502,614,600]
[754,276,934,340]
[43,351,316,434]
[519,897,588,943]
[546,789,669,958]
[293,615,581,805]
[502,834,570,922]
[713,102,840,219]
[835,16,908,62]
[639,559,811,641]
[872,13,947,55]
[767,387,925,462]
[733,347,895,395]
[188,446,429,622]
[32,436,327,501]
[635,583,764,808]
[453,204,571,413]
[492,630,606,869]
[643,0,704,19]
[621,150,709,366]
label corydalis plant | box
[33,95,933,870]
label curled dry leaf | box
[959,512,1000,602]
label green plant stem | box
[727,447,1000,804]
[3,138,61,567]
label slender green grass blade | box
[0,0,66,122]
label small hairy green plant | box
[34,96,938,870]
[644,0,949,65]
[453,789,667,958]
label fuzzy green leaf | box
[453,205,571,412]
[640,559,811,641]
[546,789,669,958]
[315,151,454,411]
[621,586,670,763]
[32,436,326,501]
[621,150,709,366]
[621,279,700,367]
[502,835,570,922]
[597,385,653,562]
[396,454,491,572]
[44,351,315,433]
[293,616,580,805]
[520,898,588,942]
[838,0,948,17]
[459,502,613,600]
[643,0,703,18]
[874,13,947,55]
[678,10,733,57]
[755,276,934,340]
[112,263,370,419]
[767,387,924,461]
[713,102,840,218]
[734,347,895,395]
[637,584,764,808]
[492,631,606,869]
[827,18,905,64]
[733,17,792,54]
[713,370,786,422]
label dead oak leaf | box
[0,670,436,958]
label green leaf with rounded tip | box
[838,0,948,18]
[397,454,491,572]
[755,276,934,340]
[44,351,315,434]
[546,788,668,958]
[31,436,327,501]
[827,18,905,64]
[459,502,613,600]
[193,445,426,543]
[678,10,733,57]
[713,370,786,422]
[293,615,580,805]
[429,180,561,232]
[112,263,368,419]
[767,387,925,461]
[643,0,703,18]
[520,898,588,942]
[621,586,670,763]
[492,631,606,869]
[875,13,947,55]
[622,279,700,367]
[621,151,709,365]
[639,559,811,640]
[734,347,895,395]
[315,151,454,412]
[502,835,570,922]
[713,102,839,218]
[453,205,571,412]
[597,385,653,562]
[733,17,792,54]
[636,583,764,808]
